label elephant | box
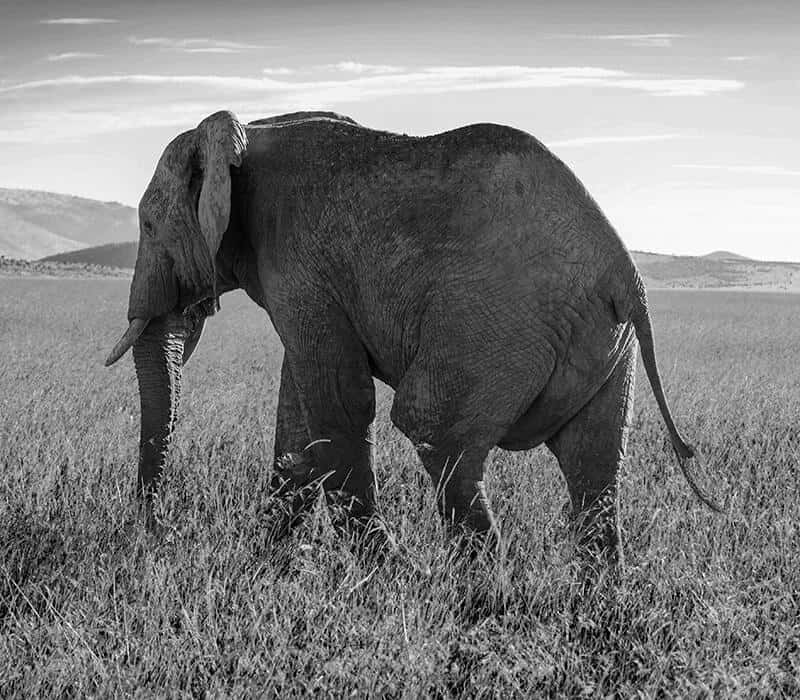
[106,109,718,562]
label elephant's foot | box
[323,490,392,558]
[324,489,432,573]
[269,451,392,554]
[439,485,502,560]
[268,460,431,574]
[569,493,624,573]
[265,452,329,540]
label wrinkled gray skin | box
[107,110,717,562]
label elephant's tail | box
[618,262,723,513]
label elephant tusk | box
[105,318,149,367]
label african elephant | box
[106,109,717,561]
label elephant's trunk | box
[132,315,187,497]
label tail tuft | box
[673,440,695,461]
[673,446,725,514]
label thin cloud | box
[129,36,268,52]
[180,48,252,54]
[0,74,285,93]
[41,18,118,25]
[0,66,743,99]
[562,33,686,48]
[263,67,295,75]
[675,164,800,176]
[47,52,103,62]
[725,55,764,62]
[0,110,204,143]
[550,133,687,147]
[619,77,741,97]
[326,61,404,75]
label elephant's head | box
[105,110,247,495]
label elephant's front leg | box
[273,311,380,543]
[268,360,324,535]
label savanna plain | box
[1,277,798,697]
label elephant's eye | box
[142,220,154,238]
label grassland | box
[1,278,798,697]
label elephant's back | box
[243,118,544,176]
[247,111,360,128]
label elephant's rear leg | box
[392,331,556,551]
[546,341,638,566]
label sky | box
[0,0,798,260]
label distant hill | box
[702,250,754,262]
[632,250,800,291]
[42,241,139,269]
[0,188,136,259]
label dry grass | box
[1,279,798,697]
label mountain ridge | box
[631,249,800,291]
[41,241,139,269]
[702,250,753,261]
[0,188,137,259]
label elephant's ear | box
[131,111,246,320]
[195,111,247,268]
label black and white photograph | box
[1,1,798,696]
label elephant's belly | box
[498,321,636,451]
